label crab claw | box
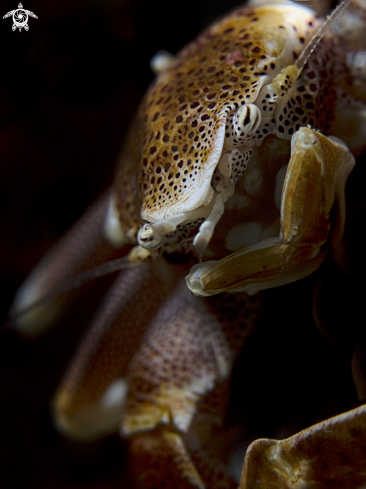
[239,404,366,489]
[186,128,355,296]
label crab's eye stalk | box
[137,224,162,249]
[236,103,262,134]
[137,213,194,250]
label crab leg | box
[239,403,366,489]
[121,280,234,437]
[186,127,355,296]
[52,260,259,486]
[129,430,206,489]
[125,284,259,489]
[11,191,115,335]
[52,258,181,440]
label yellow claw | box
[186,128,355,296]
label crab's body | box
[106,0,366,299]
[112,2,355,257]
[10,0,366,488]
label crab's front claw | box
[187,238,325,296]
[187,128,355,296]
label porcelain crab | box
[10,0,366,487]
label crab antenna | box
[295,0,352,75]
[7,256,132,324]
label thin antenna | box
[295,0,352,74]
[6,256,132,325]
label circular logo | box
[13,8,28,29]
[3,3,38,32]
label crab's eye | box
[237,103,262,133]
[137,224,155,246]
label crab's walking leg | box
[129,430,206,489]
[121,281,234,437]
[125,287,260,489]
[187,128,355,296]
[52,258,181,440]
[52,261,259,486]
[239,404,366,489]
[128,398,240,489]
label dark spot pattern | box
[114,3,342,240]
[132,6,305,213]
[275,36,339,139]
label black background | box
[1,0,366,488]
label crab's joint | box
[187,128,355,297]
[194,187,233,258]
[128,245,153,265]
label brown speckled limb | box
[240,404,366,489]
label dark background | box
[0,1,243,487]
[1,0,366,488]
